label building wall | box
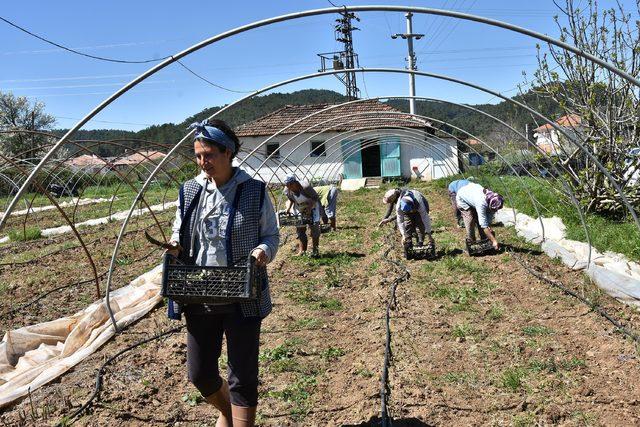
[236,130,459,183]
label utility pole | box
[318,10,361,99]
[392,12,424,115]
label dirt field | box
[1,181,639,426]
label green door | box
[380,138,401,177]
[341,140,363,179]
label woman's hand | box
[251,248,268,267]
[164,241,181,258]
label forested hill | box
[56,88,560,156]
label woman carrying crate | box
[283,174,322,256]
[455,182,504,252]
[166,119,279,427]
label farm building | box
[533,114,584,155]
[234,100,459,183]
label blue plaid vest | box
[167,176,272,319]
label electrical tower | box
[318,11,361,99]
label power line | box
[0,15,172,64]
[176,60,254,94]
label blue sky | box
[0,1,633,131]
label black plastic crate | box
[466,238,495,256]
[404,242,436,260]
[277,211,313,227]
[161,254,260,304]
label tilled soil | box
[1,182,640,426]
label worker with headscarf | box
[379,188,435,250]
[283,174,321,256]
[455,182,504,250]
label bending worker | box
[448,178,471,227]
[455,182,504,250]
[283,174,321,257]
[379,188,435,249]
[315,184,339,231]
[167,119,279,426]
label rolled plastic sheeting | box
[0,197,116,218]
[0,264,164,408]
[0,201,177,243]
[495,208,640,308]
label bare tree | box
[533,0,640,216]
[0,91,56,161]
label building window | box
[266,143,280,159]
[311,140,326,157]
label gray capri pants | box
[185,308,261,407]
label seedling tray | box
[466,238,495,256]
[278,211,313,227]
[161,254,259,304]
[404,243,436,260]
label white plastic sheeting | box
[0,197,115,218]
[0,265,164,408]
[0,201,177,244]
[495,209,640,309]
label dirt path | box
[1,182,639,426]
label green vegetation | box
[181,391,203,407]
[8,226,42,241]
[522,325,555,337]
[267,374,318,421]
[499,366,528,391]
[285,281,342,311]
[260,339,301,373]
[320,346,345,361]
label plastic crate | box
[466,238,495,256]
[277,211,313,227]
[161,254,260,304]
[404,242,436,260]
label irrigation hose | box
[510,249,640,343]
[379,227,411,426]
[58,325,184,426]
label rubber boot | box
[204,380,232,427]
[330,217,337,231]
[231,404,257,427]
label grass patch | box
[260,339,302,373]
[522,325,554,337]
[487,304,504,320]
[432,286,480,311]
[285,281,342,311]
[442,371,478,386]
[451,323,474,339]
[8,226,42,241]
[268,374,317,421]
[292,251,362,268]
[320,346,345,361]
[500,366,528,391]
[290,317,320,330]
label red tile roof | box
[534,114,583,132]
[235,100,430,137]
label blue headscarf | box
[189,120,236,154]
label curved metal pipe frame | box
[5,3,640,228]
[96,65,623,333]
